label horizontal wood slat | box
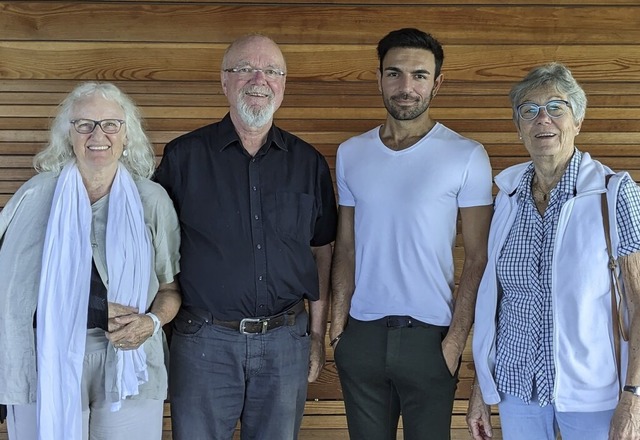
[2,43,640,82]
[1,3,639,45]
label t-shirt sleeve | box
[458,144,494,208]
[336,144,355,207]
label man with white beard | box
[155,34,337,440]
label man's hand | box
[308,332,326,382]
[441,337,462,376]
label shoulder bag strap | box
[601,174,629,394]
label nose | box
[535,107,553,123]
[250,69,267,84]
[399,75,413,91]
[89,125,109,139]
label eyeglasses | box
[516,100,571,121]
[70,119,125,134]
[223,66,286,80]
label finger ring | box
[117,343,123,348]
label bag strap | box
[601,174,629,394]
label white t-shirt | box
[336,123,493,325]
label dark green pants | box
[334,316,459,440]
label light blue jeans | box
[498,392,614,440]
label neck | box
[533,157,572,194]
[379,115,436,151]
[230,112,271,156]
[79,165,117,203]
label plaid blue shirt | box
[495,149,640,406]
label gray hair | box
[509,62,587,125]
[34,82,155,178]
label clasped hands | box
[105,302,154,351]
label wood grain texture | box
[2,42,640,82]
[0,1,638,438]
[1,3,639,45]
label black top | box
[154,114,337,320]
[87,259,109,330]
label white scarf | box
[36,162,152,440]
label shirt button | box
[254,214,259,220]
[259,304,265,309]
[258,275,264,281]
[257,244,262,250]
[252,186,257,191]
[251,158,256,163]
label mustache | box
[242,85,273,97]
[391,92,419,101]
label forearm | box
[310,244,332,338]
[621,254,640,385]
[447,205,492,356]
[446,254,487,355]
[330,244,355,339]
[148,280,181,326]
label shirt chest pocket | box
[275,191,315,243]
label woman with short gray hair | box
[468,63,640,440]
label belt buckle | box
[239,317,269,334]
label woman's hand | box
[107,301,138,332]
[106,313,154,350]
[609,392,640,439]
[466,383,493,440]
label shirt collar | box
[218,113,288,153]
[514,148,583,200]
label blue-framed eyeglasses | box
[516,100,571,121]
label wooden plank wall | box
[1,1,639,439]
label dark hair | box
[377,28,444,77]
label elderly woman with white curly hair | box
[0,82,181,440]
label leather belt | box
[379,315,443,329]
[213,300,306,334]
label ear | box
[221,71,229,97]
[431,73,444,97]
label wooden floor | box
[0,330,503,439]
[0,400,502,439]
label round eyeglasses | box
[223,66,286,80]
[517,100,571,121]
[70,119,125,134]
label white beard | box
[236,87,276,128]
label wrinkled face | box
[377,47,443,121]
[70,94,127,176]
[516,86,581,161]
[221,36,287,128]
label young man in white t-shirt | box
[330,28,493,440]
